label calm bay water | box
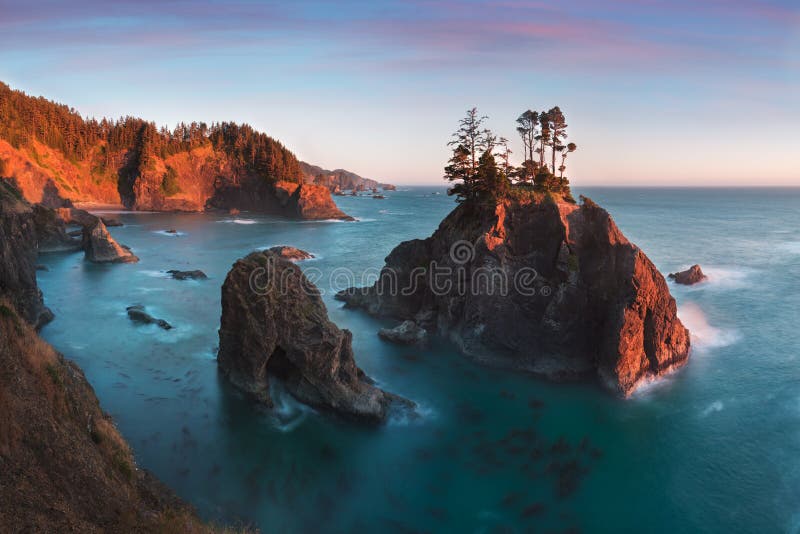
[36,187,800,533]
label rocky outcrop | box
[166,269,207,280]
[208,179,353,220]
[82,219,139,263]
[218,250,412,423]
[669,264,707,285]
[54,206,101,228]
[31,204,82,253]
[338,195,690,397]
[268,245,314,261]
[379,320,428,345]
[126,305,172,330]
[0,180,53,329]
[283,181,354,220]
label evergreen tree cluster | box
[444,106,578,204]
[0,82,303,183]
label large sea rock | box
[337,195,691,397]
[218,250,410,423]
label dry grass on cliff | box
[0,300,259,532]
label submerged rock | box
[268,245,315,261]
[218,250,413,423]
[337,195,690,397]
[126,305,172,330]
[82,219,138,263]
[669,264,707,285]
[378,320,427,345]
[167,269,207,280]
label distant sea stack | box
[218,250,412,423]
[338,195,691,397]
[0,81,351,220]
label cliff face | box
[0,184,210,531]
[338,196,690,396]
[0,139,352,220]
[209,179,353,220]
[218,250,409,423]
[0,181,53,328]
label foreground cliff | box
[0,181,225,531]
[218,250,411,423]
[338,195,690,396]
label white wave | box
[700,400,724,417]
[386,400,435,427]
[135,286,166,293]
[153,230,186,237]
[266,377,311,432]
[669,265,752,292]
[701,266,752,290]
[218,218,260,225]
[678,302,741,352]
[778,241,800,254]
[138,270,171,279]
[297,218,353,224]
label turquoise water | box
[36,187,800,533]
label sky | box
[0,0,798,186]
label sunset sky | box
[1,0,798,185]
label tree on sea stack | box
[444,106,577,203]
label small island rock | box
[268,246,315,261]
[668,264,707,285]
[126,305,172,330]
[167,269,207,280]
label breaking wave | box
[678,302,741,352]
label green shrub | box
[45,363,62,386]
[160,166,182,196]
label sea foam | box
[678,302,741,352]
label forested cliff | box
[0,82,349,218]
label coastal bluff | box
[338,195,691,396]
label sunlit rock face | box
[339,196,690,396]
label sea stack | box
[82,219,138,263]
[217,250,411,423]
[338,194,691,397]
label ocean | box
[35,187,800,532]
